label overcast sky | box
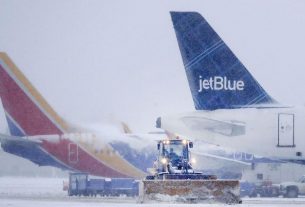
[0,0,305,132]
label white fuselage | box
[160,106,305,161]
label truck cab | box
[157,139,194,175]
[280,175,305,198]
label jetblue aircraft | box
[157,12,305,165]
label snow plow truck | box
[139,138,241,204]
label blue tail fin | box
[170,12,277,110]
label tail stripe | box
[246,93,265,106]
[185,40,224,68]
[248,93,269,106]
[5,110,26,136]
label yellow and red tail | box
[0,52,69,136]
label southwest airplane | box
[157,12,305,165]
[0,52,163,178]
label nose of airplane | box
[156,117,161,128]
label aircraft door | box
[277,113,295,147]
[68,143,79,163]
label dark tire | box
[145,175,155,180]
[272,188,280,197]
[286,187,298,198]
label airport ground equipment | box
[139,138,241,204]
[255,181,279,197]
[240,181,257,197]
[280,175,305,198]
[68,173,139,197]
[240,181,280,198]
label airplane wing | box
[181,116,245,136]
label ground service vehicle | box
[280,175,305,198]
[139,138,241,204]
[240,181,257,198]
[255,181,279,198]
[68,173,139,197]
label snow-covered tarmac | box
[1,177,305,207]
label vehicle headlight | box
[161,158,167,165]
[191,158,196,164]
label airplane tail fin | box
[0,52,69,136]
[170,12,277,110]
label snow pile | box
[0,177,66,199]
